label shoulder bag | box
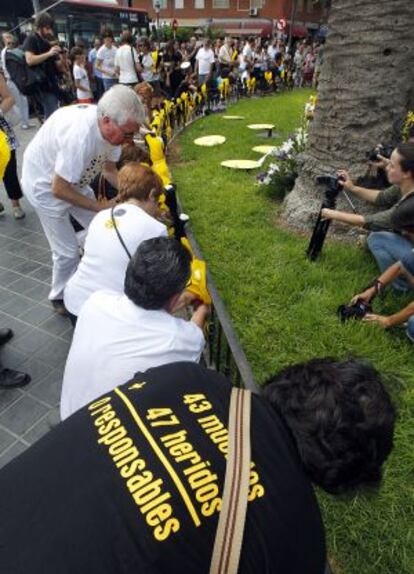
[209,387,252,574]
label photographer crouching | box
[322,143,414,291]
[342,212,414,342]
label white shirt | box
[267,45,278,60]
[73,63,92,100]
[196,47,215,75]
[22,105,121,215]
[96,45,117,79]
[218,44,232,65]
[64,203,167,316]
[114,44,140,84]
[60,291,205,419]
[140,53,154,82]
[242,43,253,63]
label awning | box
[223,28,264,35]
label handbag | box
[209,387,252,574]
[130,46,142,84]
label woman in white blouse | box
[64,163,167,322]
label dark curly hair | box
[263,358,396,494]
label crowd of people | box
[0,10,408,573]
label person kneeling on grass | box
[60,237,209,420]
[0,358,395,573]
[349,221,414,342]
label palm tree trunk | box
[283,0,414,231]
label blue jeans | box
[367,231,414,291]
[407,316,414,343]
[102,78,118,92]
[41,90,59,120]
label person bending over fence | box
[60,237,209,419]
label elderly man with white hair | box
[22,85,146,315]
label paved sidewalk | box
[0,123,73,469]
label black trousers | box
[3,150,23,201]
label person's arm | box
[25,45,60,67]
[351,262,402,304]
[337,169,381,203]
[364,301,414,328]
[191,303,210,330]
[0,75,15,114]
[321,208,365,227]
[95,57,104,74]
[102,161,118,191]
[52,173,102,212]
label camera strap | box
[209,387,251,574]
[111,206,132,260]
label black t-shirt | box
[0,362,325,574]
[163,51,183,95]
[22,32,59,91]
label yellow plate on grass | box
[221,159,261,170]
[194,135,226,146]
[248,124,275,130]
[222,115,245,120]
[252,145,277,154]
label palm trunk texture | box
[283,0,414,231]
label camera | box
[366,144,394,162]
[315,175,344,200]
[337,299,372,322]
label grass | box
[171,90,414,574]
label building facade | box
[131,0,324,37]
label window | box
[213,0,230,8]
[153,0,167,9]
[195,0,204,7]
[250,0,264,7]
[175,0,184,7]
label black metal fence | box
[184,226,260,395]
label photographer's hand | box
[337,169,354,191]
[350,286,376,305]
[370,154,390,170]
[363,314,391,328]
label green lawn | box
[172,90,414,574]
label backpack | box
[5,48,47,96]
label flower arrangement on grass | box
[256,123,309,200]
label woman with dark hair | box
[63,163,167,320]
[0,357,395,573]
[322,143,414,290]
[0,75,25,218]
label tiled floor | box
[0,125,72,469]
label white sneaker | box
[13,206,25,219]
[21,123,35,130]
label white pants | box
[37,202,95,301]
